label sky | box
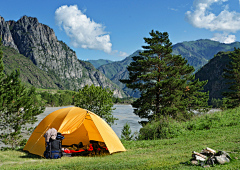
[1,0,240,61]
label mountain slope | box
[98,50,141,97]
[0,15,126,98]
[195,51,232,100]
[97,40,240,97]
[172,39,240,71]
[2,46,61,89]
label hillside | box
[172,39,240,71]
[195,51,232,100]
[97,40,240,97]
[0,15,126,98]
[2,46,61,89]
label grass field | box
[0,108,239,170]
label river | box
[34,104,144,138]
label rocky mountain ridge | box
[0,15,126,98]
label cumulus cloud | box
[211,32,236,43]
[185,0,240,33]
[55,5,112,54]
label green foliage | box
[38,90,75,107]
[138,117,185,140]
[138,107,240,140]
[74,84,117,126]
[222,47,240,108]
[121,122,133,141]
[0,40,45,149]
[120,30,209,123]
[211,98,223,108]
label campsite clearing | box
[1,108,240,169]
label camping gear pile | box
[191,147,231,167]
[23,107,126,158]
[62,140,109,157]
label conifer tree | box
[222,47,240,108]
[0,39,45,148]
[120,30,209,122]
[121,122,133,141]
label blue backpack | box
[44,133,64,159]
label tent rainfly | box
[24,107,126,157]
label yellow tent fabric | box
[23,107,126,157]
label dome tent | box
[24,107,126,157]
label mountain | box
[2,45,61,89]
[195,51,232,100]
[97,40,240,97]
[0,15,126,98]
[172,39,240,71]
[98,50,141,97]
[88,59,114,69]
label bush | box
[138,117,184,140]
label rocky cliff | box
[0,15,125,98]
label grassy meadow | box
[0,108,240,170]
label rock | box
[203,165,210,168]
[215,155,230,164]
[0,15,126,98]
[0,16,19,52]
[191,160,198,165]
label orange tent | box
[23,107,126,157]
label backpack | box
[44,132,64,159]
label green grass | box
[1,108,240,169]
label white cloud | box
[185,0,240,33]
[119,51,128,57]
[168,7,178,11]
[55,5,112,54]
[211,32,236,43]
[110,50,128,57]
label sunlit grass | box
[1,108,240,169]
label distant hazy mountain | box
[88,59,114,69]
[98,50,141,97]
[97,40,240,97]
[172,39,240,71]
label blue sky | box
[1,0,240,61]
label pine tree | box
[0,40,45,148]
[222,47,240,108]
[121,122,133,141]
[120,30,209,123]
